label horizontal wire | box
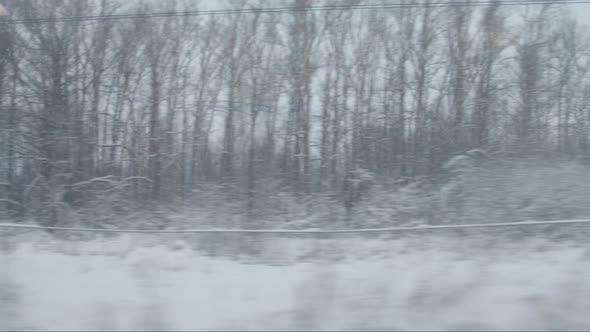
[0,0,587,24]
[0,218,589,234]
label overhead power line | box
[0,0,588,24]
[0,218,589,234]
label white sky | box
[570,3,590,27]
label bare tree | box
[471,1,507,149]
[446,2,473,153]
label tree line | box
[1,0,589,222]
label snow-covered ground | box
[1,232,590,330]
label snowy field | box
[1,230,590,331]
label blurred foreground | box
[1,230,590,331]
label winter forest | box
[1,0,590,227]
[2,1,590,329]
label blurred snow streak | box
[1,232,590,331]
